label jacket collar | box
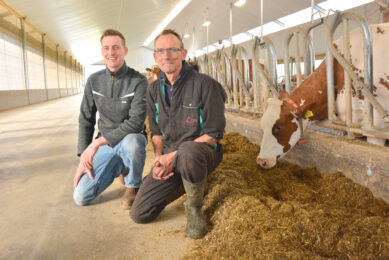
[159,61,192,85]
[105,61,128,78]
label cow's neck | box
[287,58,344,121]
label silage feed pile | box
[186,132,389,259]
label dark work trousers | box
[130,141,222,224]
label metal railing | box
[216,49,233,107]
[326,11,389,140]
[253,36,279,112]
[283,27,305,93]
[231,44,251,110]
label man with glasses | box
[130,29,226,239]
[73,29,147,210]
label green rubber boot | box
[182,178,207,239]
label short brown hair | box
[154,29,184,49]
[100,29,126,46]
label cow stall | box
[183,7,389,259]
[195,9,389,202]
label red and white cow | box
[257,23,389,169]
[145,59,198,84]
[145,65,161,84]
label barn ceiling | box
[2,0,379,66]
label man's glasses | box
[154,48,182,56]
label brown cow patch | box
[273,110,298,153]
[380,77,389,90]
[377,27,384,34]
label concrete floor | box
[0,95,192,260]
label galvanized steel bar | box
[64,51,68,95]
[342,19,354,139]
[42,34,48,100]
[294,31,302,86]
[21,18,30,104]
[209,55,217,79]
[283,28,305,93]
[328,11,389,126]
[231,44,251,110]
[216,49,233,106]
[56,45,61,96]
[304,18,324,77]
[253,36,278,98]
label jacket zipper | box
[110,75,115,98]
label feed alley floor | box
[0,95,192,260]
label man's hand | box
[74,162,93,187]
[74,137,108,187]
[79,142,99,171]
[152,151,176,181]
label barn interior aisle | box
[0,95,191,260]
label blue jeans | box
[73,133,147,206]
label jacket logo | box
[185,116,197,124]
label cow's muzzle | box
[256,157,276,169]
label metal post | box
[284,28,305,93]
[260,0,263,42]
[253,36,278,98]
[232,45,252,110]
[327,11,389,129]
[64,51,68,95]
[342,19,354,139]
[229,2,233,47]
[294,31,302,86]
[304,18,324,77]
[325,45,336,122]
[56,45,61,97]
[41,33,49,100]
[21,18,30,104]
[216,49,233,107]
[70,56,73,94]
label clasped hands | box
[152,151,176,181]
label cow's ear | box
[278,90,290,100]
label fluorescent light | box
[183,33,190,38]
[273,19,285,27]
[314,5,326,14]
[233,0,246,7]
[202,20,211,27]
[143,0,191,47]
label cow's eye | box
[273,124,281,134]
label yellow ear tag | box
[305,110,314,118]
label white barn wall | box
[125,47,155,74]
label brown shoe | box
[121,187,138,210]
[118,168,129,185]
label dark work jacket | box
[78,63,147,155]
[147,66,226,154]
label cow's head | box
[257,91,307,169]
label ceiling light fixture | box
[143,0,191,47]
[183,23,190,38]
[202,19,211,27]
[202,7,211,27]
[233,0,247,7]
